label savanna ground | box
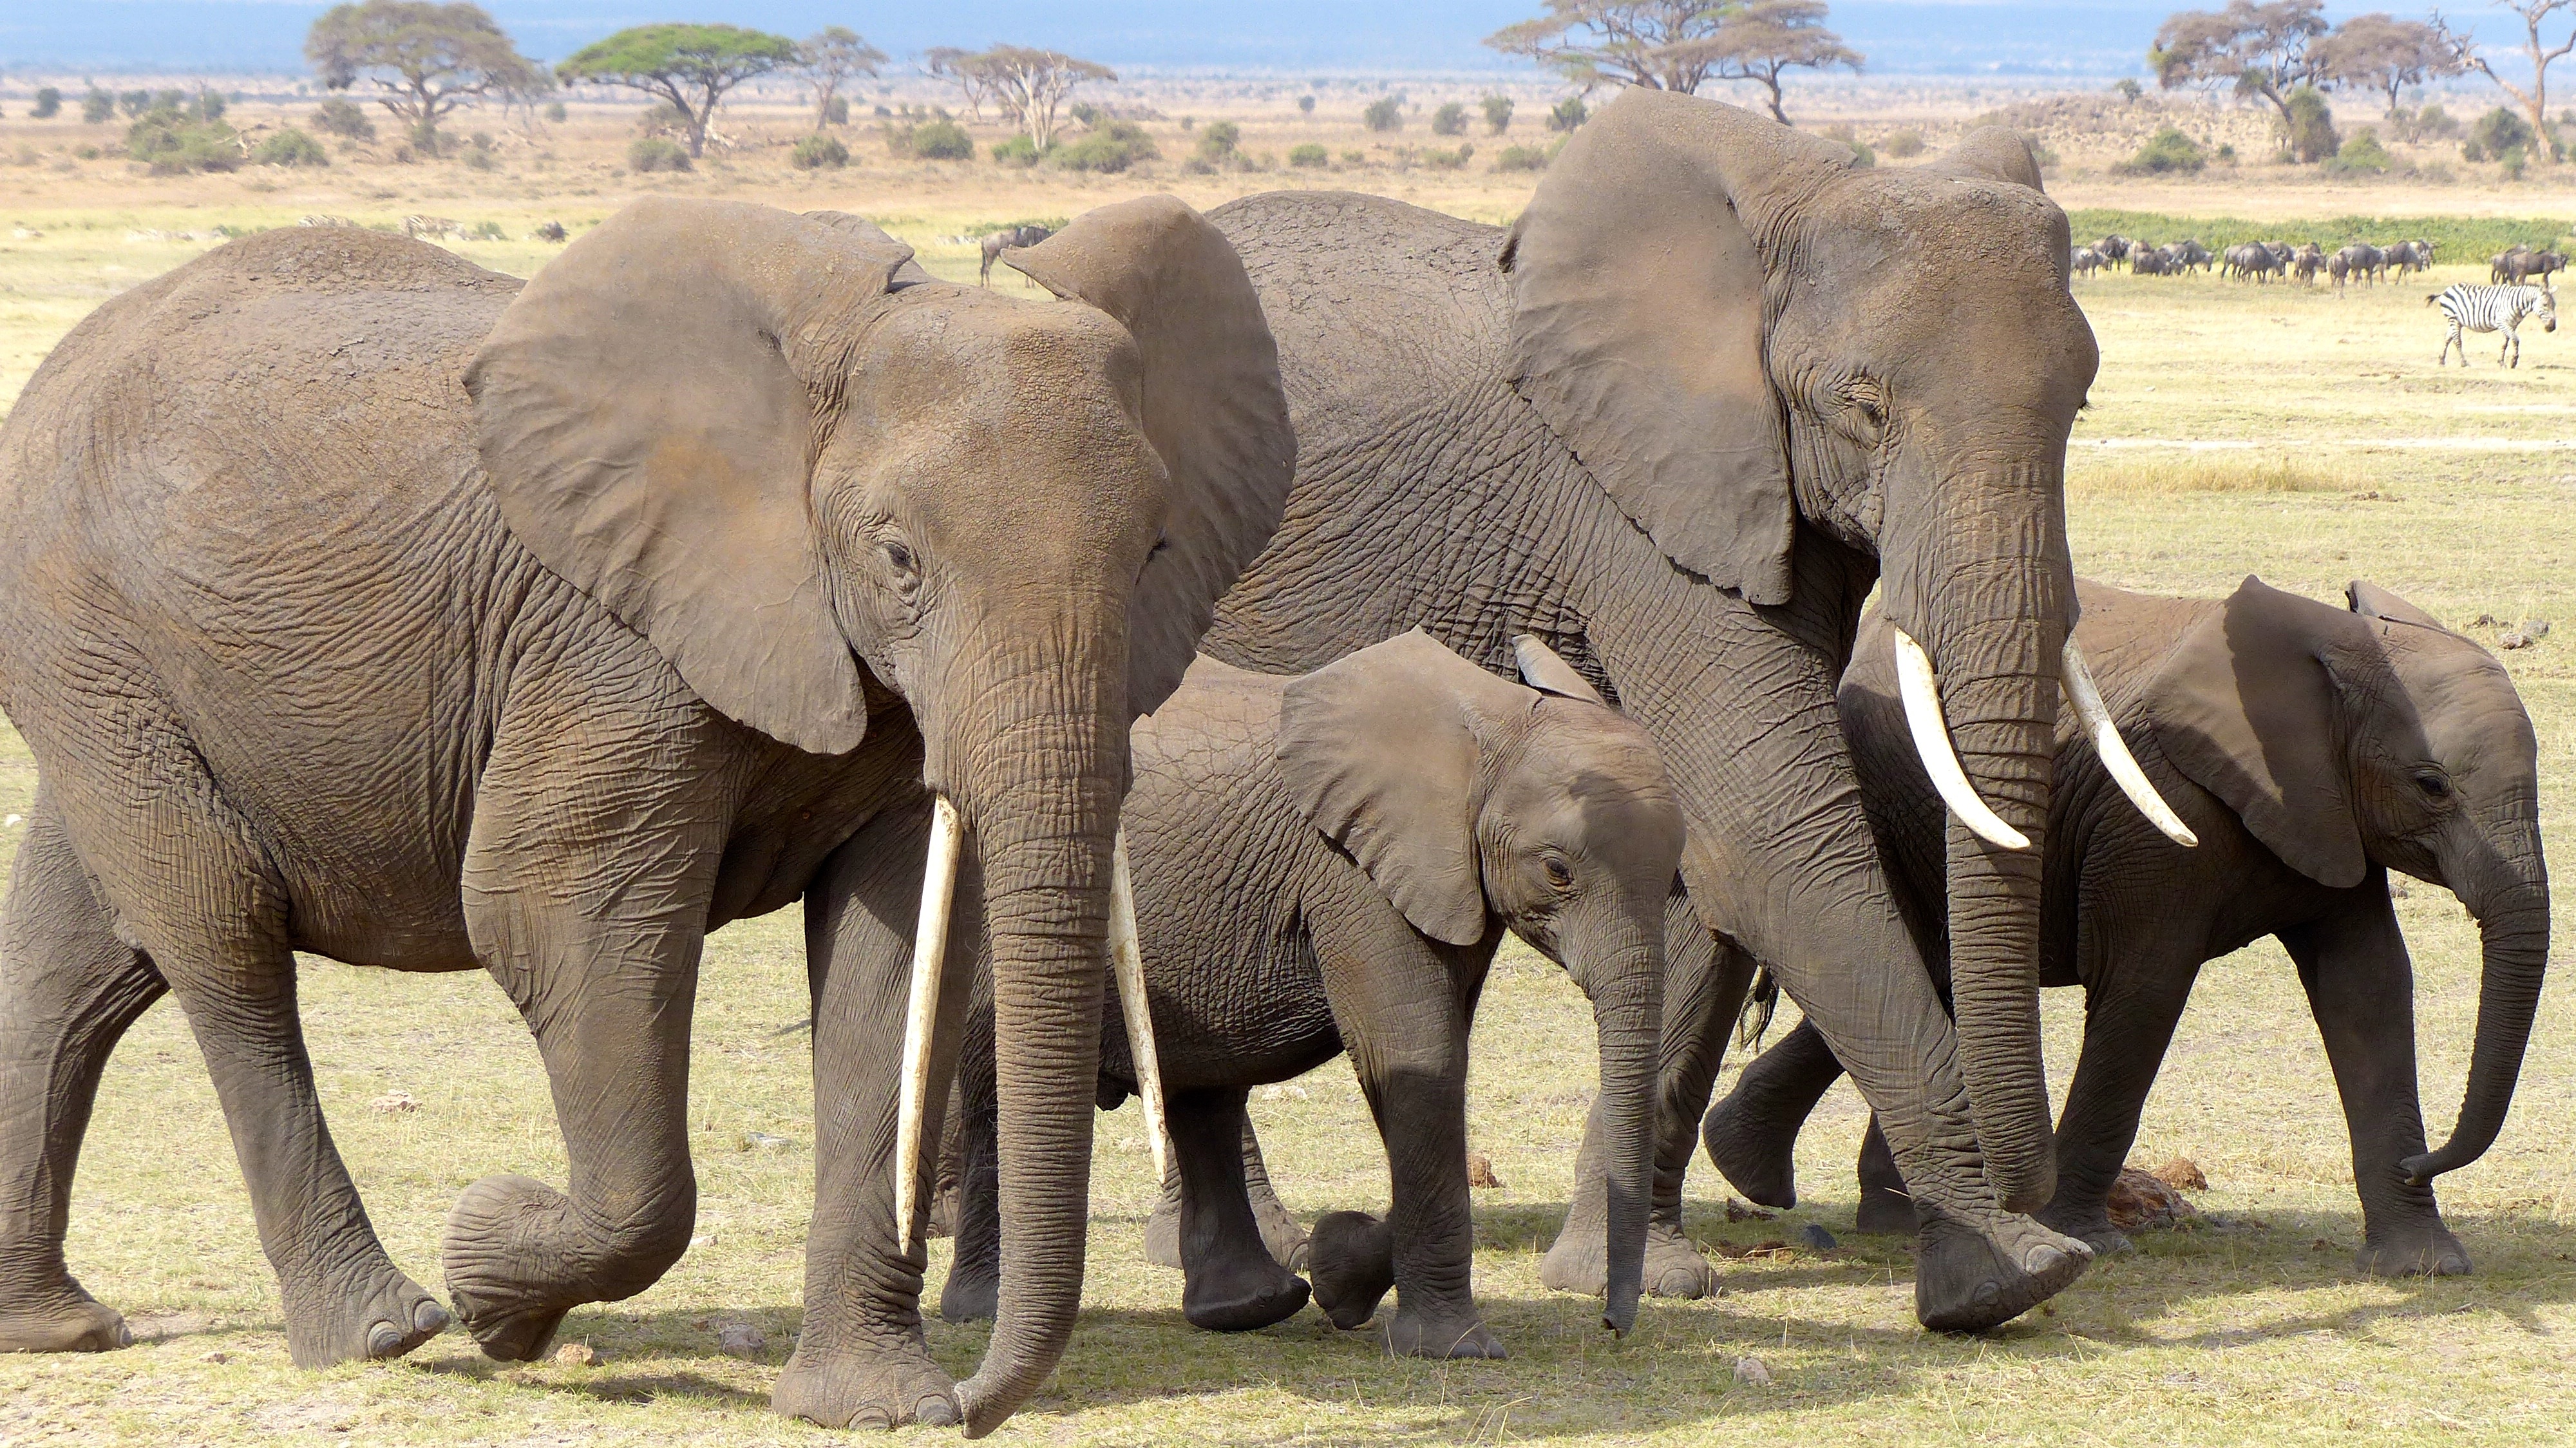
[2,79,2575,1447]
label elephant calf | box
[930,631,1683,1357]
[1705,579,2548,1277]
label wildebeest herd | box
[0,91,2550,1438]
[2077,233,2568,294]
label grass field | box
[1,157,2573,1446]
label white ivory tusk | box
[893,794,965,1246]
[1891,625,2032,852]
[1109,830,1171,1184]
[2060,638,2200,848]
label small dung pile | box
[2107,1157,2208,1231]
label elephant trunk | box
[1579,926,1664,1335]
[943,634,1127,1438]
[2406,839,2550,1181]
[1882,453,2073,1214]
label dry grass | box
[1,131,2574,1445]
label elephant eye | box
[883,540,918,579]
[2414,770,2452,799]
[1542,856,1574,888]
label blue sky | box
[0,2,2532,79]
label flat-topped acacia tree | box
[305,0,545,149]
[556,22,800,157]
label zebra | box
[2430,283,2558,367]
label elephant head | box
[1276,629,1681,1333]
[1497,90,2185,1207]
[466,195,1293,1431]
[2147,576,2550,1185]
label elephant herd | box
[2076,233,2450,291]
[0,90,2548,1436]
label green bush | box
[2463,107,2533,162]
[468,220,507,240]
[991,133,1041,166]
[81,89,113,124]
[1298,95,1315,114]
[544,100,567,122]
[1493,142,1550,172]
[253,128,330,168]
[627,137,691,172]
[32,88,61,120]
[193,91,226,123]
[793,133,850,169]
[1341,149,1367,166]
[1363,97,1405,132]
[1287,142,1329,168]
[2327,129,2391,175]
[127,109,241,174]
[2123,126,2206,174]
[823,95,849,126]
[2282,85,2338,164]
[2499,144,2528,179]
[118,90,150,119]
[1052,120,1157,173]
[1425,142,1473,169]
[1482,94,1514,134]
[312,98,375,142]
[1432,102,1467,136]
[1548,97,1587,133]
[1198,119,1240,160]
[1881,128,1924,158]
[892,117,973,160]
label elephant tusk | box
[1109,829,1171,1183]
[893,794,966,1246]
[2058,638,2200,848]
[1891,625,2032,852]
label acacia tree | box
[2441,0,2576,161]
[556,23,799,157]
[937,46,1115,148]
[1708,0,1862,121]
[305,0,545,146]
[799,26,886,132]
[2150,0,2331,131]
[1485,1,1745,93]
[923,46,992,119]
[2316,12,2465,117]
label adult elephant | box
[0,195,1292,1440]
[1709,579,2549,1277]
[1197,90,2184,1328]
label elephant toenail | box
[368,1322,405,1357]
[114,1322,133,1349]
[2025,1245,2065,1275]
[1971,1281,2002,1308]
[845,1408,893,1431]
[413,1300,452,1335]
[915,1395,960,1427]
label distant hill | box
[0,1,2534,80]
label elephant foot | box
[2035,1203,2133,1257]
[938,1256,998,1324]
[444,1173,682,1362]
[1540,1215,1716,1300]
[1307,1211,1396,1331]
[1142,1191,1182,1270]
[774,1342,960,1431]
[1182,1251,1309,1333]
[283,1268,450,1367]
[1385,1308,1505,1360]
[1914,1208,2092,1334]
[1701,1092,1798,1210]
[1254,1194,1311,1273]
[2357,1225,2470,1278]
[1854,1181,1920,1236]
[0,1286,133,1354]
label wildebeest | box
[2222,242,2282,282]
[977,222,1055,285]
[2337,243,2386,285]
[2096,233,2133,261]
[2072,245,2103,277]
[2132,243,2178,276]
[2292,242,2326,285]
[2496,248,2566,286]
[2169,238,2214,273]
[2386,239,2436,274]
[2329,251,2352,292]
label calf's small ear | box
[2346,580,2451,634]
[1512,634,1609,707]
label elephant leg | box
[1171,1089,1309,1331]
[444,723,729,1363]
[937,996,999,1323]
[2036,956,2201,1256]
[2280,902,2468,1277]
[1306,901,1499,1359]
[1543,893,1742,1300]
[1147,1113,1306,1273]
[0,796,167,1354]
[1701,1016,1846,1209]
[777,797,979,1431]
[1853,1116,1918,1234]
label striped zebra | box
[2430,283,2557,367]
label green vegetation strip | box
[2065,209,2573,256]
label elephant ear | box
[1499,90,1850,607]
[2145,577,2369,888]
[2347,579,2452,634]
[1005,196,1295,718]
[1278,629,1537,946]
[1920,126,2047,191]
[468,196,913,756]
[1512,634,1607,707]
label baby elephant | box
[942,630,1682,1357]
[1706,578,2548,1277]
